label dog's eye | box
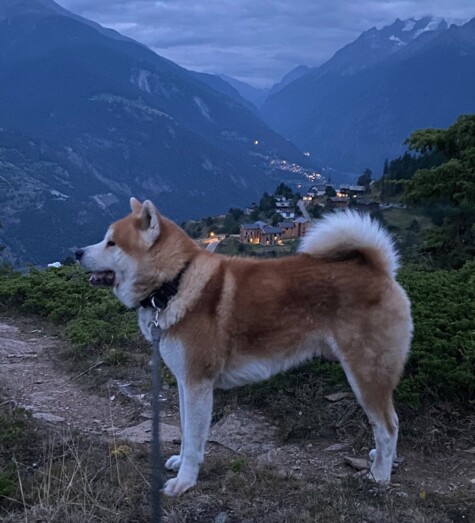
[106,240,116,247]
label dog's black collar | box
[140,264,189,310]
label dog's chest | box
[138,308,187,380]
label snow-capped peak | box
[381,16,450,48]
[402,19,416,32]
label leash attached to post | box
[150,304,163,523]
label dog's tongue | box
[89,271,115,287]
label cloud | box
[57,0,474,87]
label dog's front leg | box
[162,380,213,496]
[164,381,186,472]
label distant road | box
[297,199,311,220]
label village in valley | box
[239,182,381,246]
[194,172,383,252]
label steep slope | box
[0,129,116,264]
[261,17,475,174]
[267,65,312,98]
[189,71,259,114]
[313,17,448,79]
[0,0,311,265]
[219,75,269,107]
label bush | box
[0,265,140,355]
[397,263,475,405]
[0,263,473,409]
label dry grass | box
[1,397,474,523]
[1,427,151,522]
[161,448,474,523]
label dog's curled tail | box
[298,210,399,278]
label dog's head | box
[76,197,194,308]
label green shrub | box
[0,263,473,409]
[0,266,138,350]
[397,263,475,405]
[0,407,32,448]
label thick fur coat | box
[77,198,413,496]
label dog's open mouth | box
[88,271,116,287]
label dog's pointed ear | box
[130,197,142,214]
[139,200,160,246]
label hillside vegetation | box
[381,114,475,268]
[0,260,473,410]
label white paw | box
[368,463,391,485]
[369,449,400,466]
[162,477,196,496]
[165,454,181,472]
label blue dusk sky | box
[57,0,474,87]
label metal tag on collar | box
[152,308,160,328]
[150,297,161,328]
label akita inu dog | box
[76,198,412,496]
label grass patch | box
[0,404,150,522]
[0,402,39,507]
[163,450,475,523]
[382,207,432,231]
[381,207,434,264]
[1,397,473,523]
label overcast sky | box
[57,0,474,88]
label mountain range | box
[1,3,474,267]
[259,16,475,174]
[0,0,315,265]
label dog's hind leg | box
[336,345,401,485]
[363,396,399,484]
[162,380,213,496]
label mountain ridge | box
[261,16,475,173]
[0,0,314,266]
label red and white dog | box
[77,198,412,496]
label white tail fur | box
[298,210,399,277]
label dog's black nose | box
[75,249,84,261]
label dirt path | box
[0,317,342,471]
[0,319,139,437]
